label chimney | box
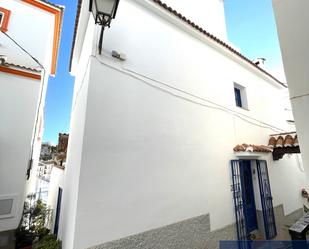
[254,58,266,68]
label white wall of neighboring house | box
[0,0,54,70]
[272,0,309,178]
[0,0,62,235]
[60,0,308,248]
[47,166,64,232]
[0,73,40,231]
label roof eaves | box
[38,0,64,10]
[4,62,42,73]
[52,6,64,75]
[69,0,82,72]
[152,0,286,87]
[69,0,286,88]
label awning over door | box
[233,132,300,161]
[268,132,300,160]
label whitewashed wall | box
[59,16,95,249]
[0,73,40,231]
[47,166,64,231]
[0,0,54,71]
[158,0,227,40]
[0,0,57,232]
[273,0,309,179]
[63,0,308,248]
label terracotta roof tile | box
[233,144,273,153]
[283,134,293,147]
[276,136,284,148]
[4,62,42,73]
[268,137,277,148]
[69,0,286,87]
[69,0,82,71]
[268,132,299,148]
[294,135,299,146]
[38,0,64,10]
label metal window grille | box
[256,160,277,239]
[231,160,250,249]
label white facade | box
[272,0,309,179]
[61,0,308,248]
[0,0,62,234]
[47,165,64,232]
[0,73,40,232]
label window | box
[0,199,13,215]
[0,7,11,32]
[234,87,242,107]
[234,83,248,109]
[0,194,17,219]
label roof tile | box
[268,132,299,148]
[233,143,273,153]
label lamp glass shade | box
[95,0,116,16]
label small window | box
[0,194,17,219]
[234,83,248,109]
[234,87,242,107]
[0,199,13,215]
[0,7,11,33]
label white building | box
[272,0,309,181]
[60,0,309,248]
[47,164,64,236]
[0,0,63,245]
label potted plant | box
[15,194,52,249]
[33,234,61,249]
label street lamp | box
[89,0,120,54]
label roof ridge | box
[3,62,42,73]
[152,0,286,87]
[37,0,64,10]
[69,0,286,87]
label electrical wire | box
[122,65,285,132]
[290,92,309,100]
[1,30,46,179]
[1,31,44,69]
[93,54,286,133]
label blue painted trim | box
[231,160,242,243]
[256,160,277,240]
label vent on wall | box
[0,195,17,219]
[0,199,13,215]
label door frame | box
[231,159,277,242]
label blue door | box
[239,160,258,233]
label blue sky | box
[224,0,285,80]
[43,0,77,144]
[43,0,284,144]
